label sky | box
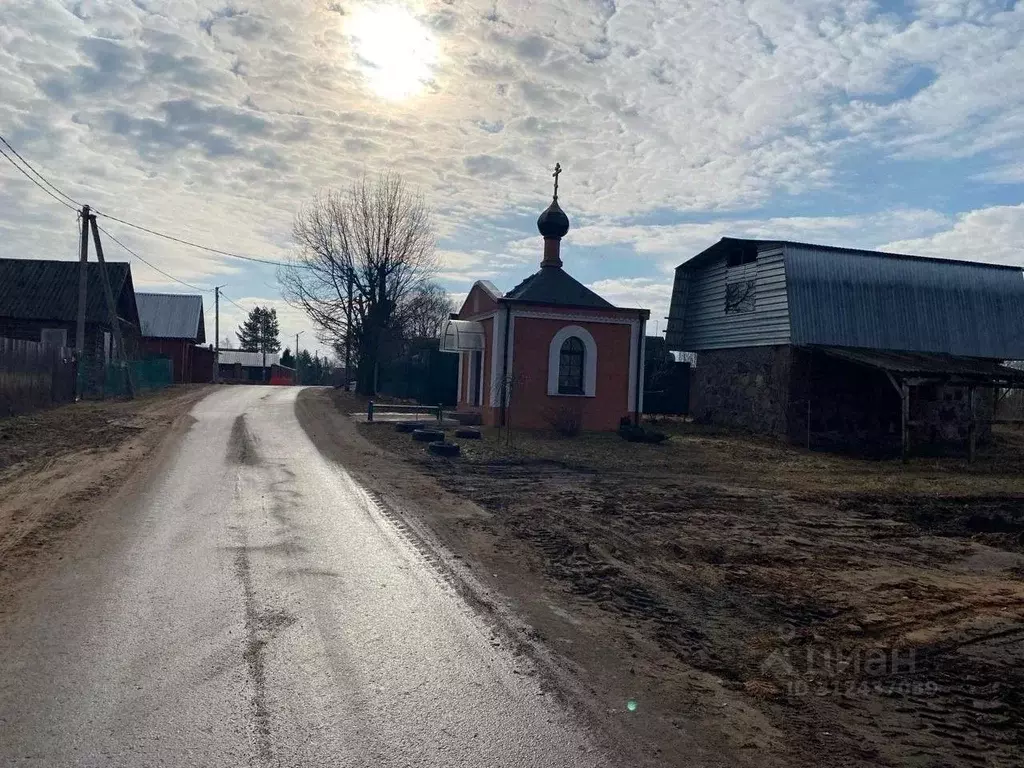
[1,0,1023,352]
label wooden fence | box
[0,337,76,417]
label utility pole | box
[75,205,90,398]
[295,330,303,385]
[214,286,223,384]
[89,215,134,398]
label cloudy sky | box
[1,0,1023,351]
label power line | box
[94,210,295,268]
[0,133,81,208]
[1,131,298,269]
[0,144,78,212]
[219,291,250,314]
[97,223,211,293]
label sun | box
[347,3,438,100]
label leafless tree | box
[398,282,455,339]
[282,172,438,394]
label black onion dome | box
[537,198,570,239]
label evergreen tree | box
[281,347,295,368]
[236,307,282,354]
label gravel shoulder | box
[298,388,1024,768]
[0,385,213,603]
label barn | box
[136,292,207,384]
[665,238,1024,458]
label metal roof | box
[0,258,138,325]
[503,267,615,309]
[815,347,1024,385]
[136,292,206,341]
[784,244,1024,359]
[677,236,1023,272]
[217,350,280,367]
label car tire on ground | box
[455,427,482,439]
[412,429,445,442]
[395,421,426,433]
[427,441,461,457]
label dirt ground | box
[0,386,211,600]
[300,389,1024,768]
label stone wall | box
[690,346,792,436]
[787,348,900,453]
[691,345,994,456]
[788,348,993,455]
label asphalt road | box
[0,386,607,767]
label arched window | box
[547,325,597,397]
[558,336,585,395]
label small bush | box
[545,405,583,437]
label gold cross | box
[552,162,562,200]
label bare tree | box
[282,173,437,394]
[399,282,455,339]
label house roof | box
[136,292,206,342]
[673,238,1024,359]
[0,258,138,326]
[677,236,1024,273]
[783,243,1024,359]
[503,267,615,309]
[816,346,1024,386]
[217,350,280,367]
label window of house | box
[726,245,758,268]
[558,336,585,395]
[40,328,68,348]
[725,280,757,313]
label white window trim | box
[547,325,597,397]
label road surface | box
[0,387,607,767]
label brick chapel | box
[440,166,650,431]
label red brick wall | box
[509,315,634,431]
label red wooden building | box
[136,293,207,383]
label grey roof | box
[503,267,615,309]
[783,243,1024,359]
[218,350,280,367]
[816,346,1024,385]
[0,258,138,326]
[136,292,206,342]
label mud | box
[355,397,1024,768]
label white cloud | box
[588,277,673,327]
[881,204,1024,266]
[0,0,1022,342]
[568,209,952,269]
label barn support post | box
[900,383,910,463]
[967,385,977,463]
[883,371,910,463]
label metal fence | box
[94,358,173,398]
[0,337,76,417]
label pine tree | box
[236,308,264,352]
[260,308,281,353]
[236,307,281,353]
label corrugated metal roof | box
[816,346,1024,384]
[217,350,280,367]
[503,267,615,309]
[136,292,205,341]
[785,245,1024,359]
[0,258,137,325]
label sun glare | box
[348,4,438,100]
